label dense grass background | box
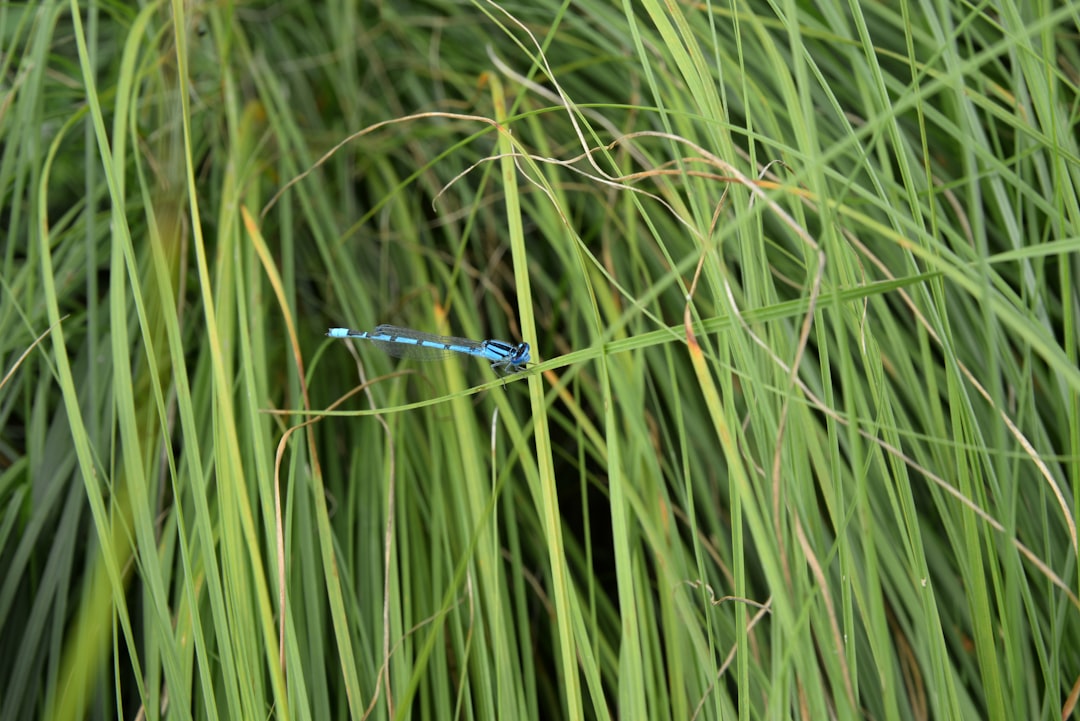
[3,0,1079,719]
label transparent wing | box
[367,325,486,361]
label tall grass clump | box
[2,0,1079,719]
